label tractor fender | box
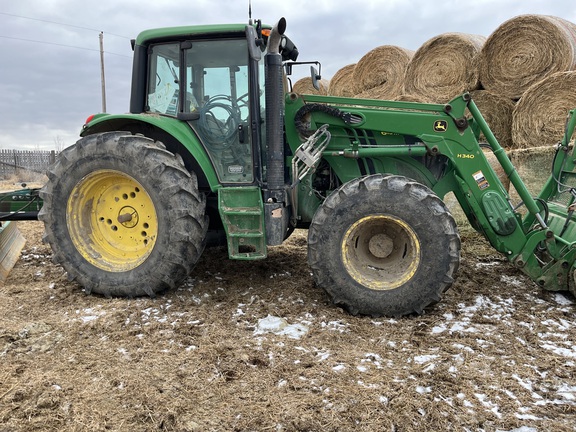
[80,113,219,191]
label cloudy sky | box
[1,0,575,150]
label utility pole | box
[99,32,107,113]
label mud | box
[1,219,575,432]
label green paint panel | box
[218,187,266,260]
[482,191,516,236]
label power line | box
[0,35,131,58]
[0,11,131,39]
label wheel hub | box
[368,233,394,258]
[66,170,158,272]
[118,206,139,228]
[341,215,421,291]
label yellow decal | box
[457,153,475,159]
[434,120,448,132]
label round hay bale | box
[512,71,576,148]
[507,146,556,201]
[327,64,357,97]
[469,90,515,149]
[392,93,434,103]
[352,45,414,99]
[484,150,510,193]
[356,86,428,101]
[403,33,486,103]
[292,77,330,95]
[478,14,576,100]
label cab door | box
[185,39,257,184]
[146,37,263,184]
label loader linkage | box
[283,92,576,297]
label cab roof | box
[135,23,271,46]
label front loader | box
[9,17,576,316]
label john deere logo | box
[434,120,448,132]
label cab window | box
[147,43,180,115]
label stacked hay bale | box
[478,15,576,100]
[470,14,576,196]
[512,71,576,148]
[403,33,485,103]
[327,64,357,97]
[292,77,330,95]
[392,93,433,103]
[353,45,414,100]
[324,14,576,153]
[317,14,576,216]
[469,89,515,149]
[478,14,576,148]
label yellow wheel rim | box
[67,170,157,272]
[341,215,420,291]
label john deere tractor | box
[29,18,576,316]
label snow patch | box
[254,315,309,339]
[414,354,439,364]
[552,293,574,306]
[557,384,576,401]
[75,307,105,323]
[416,385,432,394]
[332,364,346,372]
[540,343,576,358]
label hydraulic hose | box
[294,103,363,137]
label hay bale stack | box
[352,45,414,100]
[357,86,427,101]
[508,146,556,199]
[292,77,330,95]
[327,64,357,97]
[403,33,485,103]
[478,15,576,100]
[469,90,515,149]
[512,71,576,148]
[484,150,510,192]
[393,93,433,103]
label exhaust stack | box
[264,18,289,245]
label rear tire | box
[39,132,208,297]
[308,174,460,317]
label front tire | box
[308,174,460,317]
[39,132,208,297]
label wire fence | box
[0,149,58,178]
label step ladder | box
[218,186,267,259]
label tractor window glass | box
[147,43,180,115]
[186,39,254,183]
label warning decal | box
[473,170,489,190]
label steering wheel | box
[237,92,249,108]
[198,94,243,151]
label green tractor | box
[34,18,576,316]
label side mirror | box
[310,66,321,91]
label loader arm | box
[285,92,576,294]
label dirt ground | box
[1,213,576,431]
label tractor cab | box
[132,22,299,185]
